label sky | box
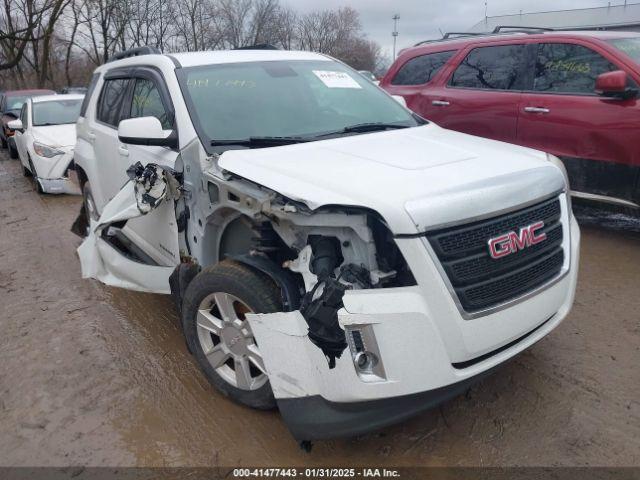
[284,0,625,59]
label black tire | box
[28,158,43,194]
[1,136,6,149]
[82,182,99,221]
[8,142,18,159]
[23,165,32,177]
[182,260,282,410]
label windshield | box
[608,37,640,63]
[178,60,420,150]
[32,99,82,126]
[5,95,29,115]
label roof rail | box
[414,32,484,46]
[413,26,554,47]
[442,32,485,39]
[108,46,162,63]
[492,25,554,33]
[234,44,279,50]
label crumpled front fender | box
[77,180,175,293]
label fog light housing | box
[346,325,386,381]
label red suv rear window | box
[391,51,456,86]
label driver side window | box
[128,78,172,129]
[533,43,619,94]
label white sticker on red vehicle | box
[313,70,362,89]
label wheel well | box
[75,164,88,189]
[217,215,256,262]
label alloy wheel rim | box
[196,292,268,391]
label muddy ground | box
[0,151,639,468]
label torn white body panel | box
[77,180,177,294]
[77,236,174,293]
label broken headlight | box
[33,141,64,158]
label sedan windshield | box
[608,37,640,63]
[178,60,421,151]
[33,99,82,126]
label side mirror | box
[595,70,637,100]
[392,95,407,108]
[7,119,23,132]
[118,117,177,148]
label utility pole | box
[392,14,400,60]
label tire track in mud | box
[0,152,639,466]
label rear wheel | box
[181,260,282,410]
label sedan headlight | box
[33,141,64,158]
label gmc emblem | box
[488,221,547,259]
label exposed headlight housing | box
[33,141,64,158]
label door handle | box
[118,146,129,157]
[524,106,550,114]
[432,100,450,106]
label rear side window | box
[534,43,619,94]
[97,78,129,127]
[391,51,456,85]
[128,79,172,129]
[80,73,100,117]
[449,44,526,90]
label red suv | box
[382,29,640,212]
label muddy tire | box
[23,165,32,177]
[8,142,18,159]
[182,260,282,410]
[28,158,43,194]
[1,136,6,149]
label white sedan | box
[8,94,83,194]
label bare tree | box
[35,0,73,86]
[0,0,385,89]
[0,0,49,71]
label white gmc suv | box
[73,46,580,445]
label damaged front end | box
[74,146,422,443]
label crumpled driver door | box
[77,163,181,294]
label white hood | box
[32,124,77,149]
[218,124,566,234]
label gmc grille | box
[426,197,565,313]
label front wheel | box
[181,260,282,410]
[28,158,43,193]
[8,142,18,159]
